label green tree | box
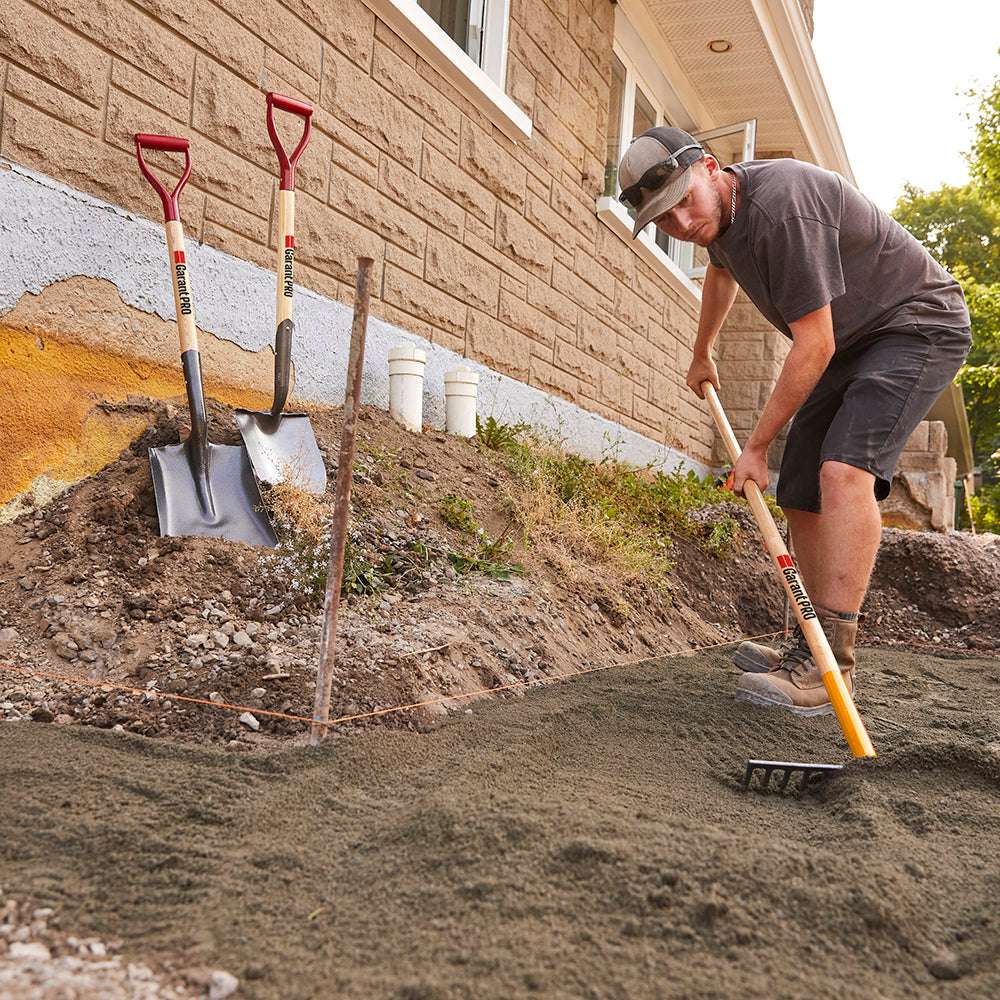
[892,63,1000,529]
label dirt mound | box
[0,398,783,746]
[2,645,998,999]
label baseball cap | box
[617,126,704,237]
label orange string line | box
[0,629,784,731]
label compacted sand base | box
[2,645,999,999]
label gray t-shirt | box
[707,160,969,352]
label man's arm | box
[686,263,739,398]
[730,303,836,494]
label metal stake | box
[310,257,374,746]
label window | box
[364,0,529,141]
[602,43,695,273]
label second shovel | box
[236,92,326,494]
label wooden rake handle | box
[701,382,876,759]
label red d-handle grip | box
[266,92,312,191]
[135,133,192,223]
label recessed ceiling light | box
[708,39,733,53]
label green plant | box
[476,415,531,453]
[439,494,479,534]
[969,481,1000,533]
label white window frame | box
[363,0,531,142]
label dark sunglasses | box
[618,143,703,209]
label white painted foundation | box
[0,161,710,480]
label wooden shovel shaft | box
[701,383,876,759]
[310,257,374,746]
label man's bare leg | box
[784,461,883,613]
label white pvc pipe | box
[444,367,480,437]
[388,344,426,433]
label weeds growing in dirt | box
[438,494,522,580]
[471,419,757,588]
[439,495,479,534]
[477,415,532,453]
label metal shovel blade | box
[234,408,326,494]
[150,439,277,547]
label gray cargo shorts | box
[776,324,972,514]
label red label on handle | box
[777,554,793,569]
[174,250,186,264]
[285,235,295,248]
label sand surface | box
[3,645,999,999]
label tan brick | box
[459,119,527,211]
[288,0,373,69]
[421,143,496,225]
[578,311,617,367]
[552,261,599,315]
[425,231,500,313]
[383,263,466,337]
[205,195,267,245]
[375,301,437,344]
[464,230,528,285]
[534,98,585,172]
[525,172,551,202]
[321,46,421,170]
[5,67,103,136]
[507,21,560,103]
[193,56,331,203]
[139,0,263,83]
[421,121,460,162]
[1,98,203,237]
[385,242,424,278]
[330,125,378,186]
[595,225,636,285]
[573,247,615,300]
[500,272,528,300]
[379,155,464,240]
[569,3,608,76]
[328,114,380,171]
[554,339,596,388]
[525,193,574,253]
[374,20,417,67]
[0,0,109,108]
[465,213,494,243]
[212,0,321,80]
[527,277,577,329]
[373,42,461,144]
[107,88,272,219]
[31,0,193,97]
[110,60,180,120]
[519,0,579,81]
[552,182,598,243]
[558,75,599,153]
[329,162,426,256]
[263,45,321,104]
[294,191,384,285]
[468,310,530,381]
[495,206,553,278]
[718,338,765,361]
[499,290,559,349]
[530,354,577,399]
[507,53,535,117]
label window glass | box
[632,87,656,139]
[419,0,487,65]
[604,54,627,197]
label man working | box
[617,127,971,716]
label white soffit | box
[643,0,852,179]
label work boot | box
[735,607,858,716]
[732,626,804,673]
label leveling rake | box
[700,382,876,788]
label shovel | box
[235,92,326,494]
[135,133,277,548]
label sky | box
[812,1,1000,211]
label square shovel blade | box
[234,410,326,494]
[149,440,277,547]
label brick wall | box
[0,0,717,467]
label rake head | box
[742,759,844,794]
